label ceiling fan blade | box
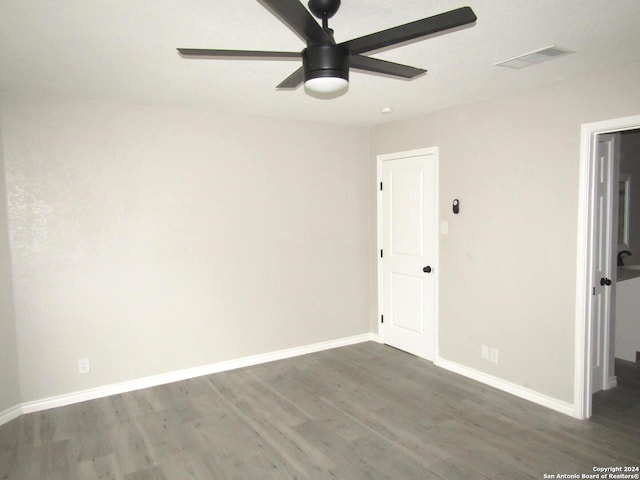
[259,0,334,46]
[340,6,477,55]
[177,48,300,59]
[350,55,426,79]
[276,66,305,89]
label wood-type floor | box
[1,342,638,479]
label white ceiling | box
[1,0,639,127]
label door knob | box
[600,277,612,286]
[423,266,432,273]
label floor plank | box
[1,342,638,479]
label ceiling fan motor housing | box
[308,0,341,19]
[302,45,350,82]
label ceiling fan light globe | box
[304,77,348,94]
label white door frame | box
[575,114,640,419]
[376,147,439,358]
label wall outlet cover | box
[489,348,499,364]
[78,357,91,374]
[481,345,489,359]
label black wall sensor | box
[453,199,460,214]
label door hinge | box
[381,314,384,324]
[592,287,596,296]
[380,249,383,258]
[380,181,383,191]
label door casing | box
[576,114,640,419]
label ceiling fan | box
[177,0,477,95]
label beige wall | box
[3,61,640,411]
[620,129,640,257]
[1,93,374,402]
[371,61,640,403]
[616,130,640,363]
[0,116,21,412]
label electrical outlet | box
[481,345,489,360]
[78,357,91,374]
[489,348,499,364]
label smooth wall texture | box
[615,276,640,363]
[0,118,20,412]
[1,93,373,402]
[372,61,640,403]
[620,129,640,257]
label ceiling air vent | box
[494,46,573,69]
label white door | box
[379,149,437,360]
[590,134,618,393]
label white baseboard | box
[435,356,576,418]
[0,405,22,427]
[15,333,375,417]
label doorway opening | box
[576,114,640,419]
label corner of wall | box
[0,100,22,418]
[366,125,381,336]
